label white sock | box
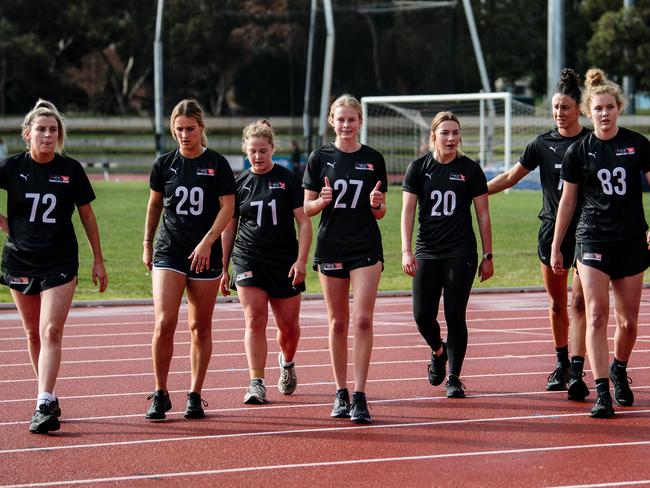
[36,391,56,408]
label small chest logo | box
[326,161,336,168]
[449,173,466,182]
[19,173,29,181]
[354,163,374,171]
[197,168,215,176]
[269,181,286,190]
[242,185,252,192]
[588,152,598,159]
[169,167,178,176]
[548,145,558,154]
[424,172,432,180]
[49,175,70,184]
[615,147,635,156]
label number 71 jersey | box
[0,152,96,275]
[303,143,388,262]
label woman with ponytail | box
[0,99,108,433]
[551,69,650,418]
[488,69,590,401]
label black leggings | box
[412,256,478,376]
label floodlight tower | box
[154,0,165,157]
[547,0,564,104]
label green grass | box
[1,183,649,302]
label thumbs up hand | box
[370,181,383,210]
[320,176,333,206]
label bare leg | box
[569,271,587,358]
[11,291,41,377]
[611,272,643,362]
[319,273,351,390]
[237,285,270,379]
[540,263,569,349]
[270,294,301,363]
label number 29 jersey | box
[149,148,236,263]
[402,153,488,259]
[561,127,650,244]
[0,152,96,275]
[233,164,303,266]
[303,143,388,262]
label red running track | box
[0,290,649,487]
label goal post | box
[361,92,549,179]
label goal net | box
[361,93,550,186]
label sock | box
[595,377,609,395]
[570,356,585,375]
[352,391,366,400]
[280,354,294,368]
[251,377,265,385]
[336,388,349,396]
[556,345,570,367]
[36,391,56,408]
[613,357,627,371]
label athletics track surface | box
[1,290,649,487]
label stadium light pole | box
[302,0,318,155]
[154,0,165,157]
[317,0,335,146]
[623,0,635,114]
[547,0,564,104]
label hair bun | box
[258,119,272,128]
[33,98,58,112]
[585,68,606,87]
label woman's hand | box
[478,258,493,282]
[402,251,418,277]
[188,240,212,272]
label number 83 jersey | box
[0,153,96,275]
[150,148,236,261]
[403,153,488,259]
[303,143,388,262]
[561,127,650,244]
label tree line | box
[0,0,647,117]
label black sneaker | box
[350,392,372,424]
[445,375,466,398]
[609,362,634,406]
[427,342,448,386]
[29,403,60,434]
[330,389,351,418]
[145,390,172,420]
[590,391,615,418]
[546,363,569,391]
[567,373,590,401]
[50,397,62,418]
[184,392,207,419]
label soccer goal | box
[361,92,549,177]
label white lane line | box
[552,481,650,488]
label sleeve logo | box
[49,175,70,183]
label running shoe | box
[184,392,207,419]
[350,392,372,424]
[277,352,297,395]
[590,391,615,418]
[427,342,448,386]
[445,374,466,398]
[29,403,60,434]
[546,362,569,391]
[567,373,590,401]
[50,397,62,418]
[244,379,267,404]
[609,362,634,406]
[145,390,172,420]
[330,389,351,418]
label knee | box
[153,317,177,342]
[330,318,348,336]
[587,310,609,331]
[188,321,212,341]
[571,292,585,315]
[40,323,63,345]
[353,315,373,333]
[24,328,41,348]
[548,296,568,317]
[616,317,637,334]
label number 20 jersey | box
[0,152,95,275]
[303,143,388,262]
[149,148,236,263]
[561,127,650,244]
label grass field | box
[0,182,649,302]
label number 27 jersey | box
[303,143,387,262]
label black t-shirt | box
[519,127,590,224]
[303,143,387,262]
[233,164,303,266]
[0,152,96,275]
[561,127,650,244]
[403,153,487,259]
[149,148,236,263]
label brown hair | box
[429,111,463,155]
[328,94,363,121]
[170,99,208,147]
[241,119,277,152]
[581,68,625,116]
[21,99,66,153]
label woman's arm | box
[487,162,530,195]
[142,190,163,271]
[369,181,387,220]
[219,217,238,296]
[401,191,418,277]
[188,193,235,272]
[473,193,493,282]
[77,203,108,292]
[550,181,578,274]
[289,207,313,286]
[303,176,332,217]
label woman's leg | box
[185,278,219,394]
[270,294,301,364]
[11,290,41,378]
[412,260,444,352]
[319,274,351,390]
[237,285,270,380]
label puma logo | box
[425,173,432,179]
[169,167,178,175]
[548,146,558,154]
[326,161,336,168]
[588,152,597,159]
[242,185,251,192]
[19,174,28,181]
[60,273,67,279]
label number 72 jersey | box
[0,152,96,274]
[561,127,650,244]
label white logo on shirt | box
[19,173,29,181]
[424,173,432,179]
[548,146,558,154]
[326,161,336,168]
[60,273,67,278]
[169,167,178,175]
[588,152,597,159]
[242,185,252,192]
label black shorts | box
[577,234,650,280]
[153,254,222,280]
[538,219,576,269]
[314,255,384,279]
[0,268,77,295]
[231,257,305,298]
